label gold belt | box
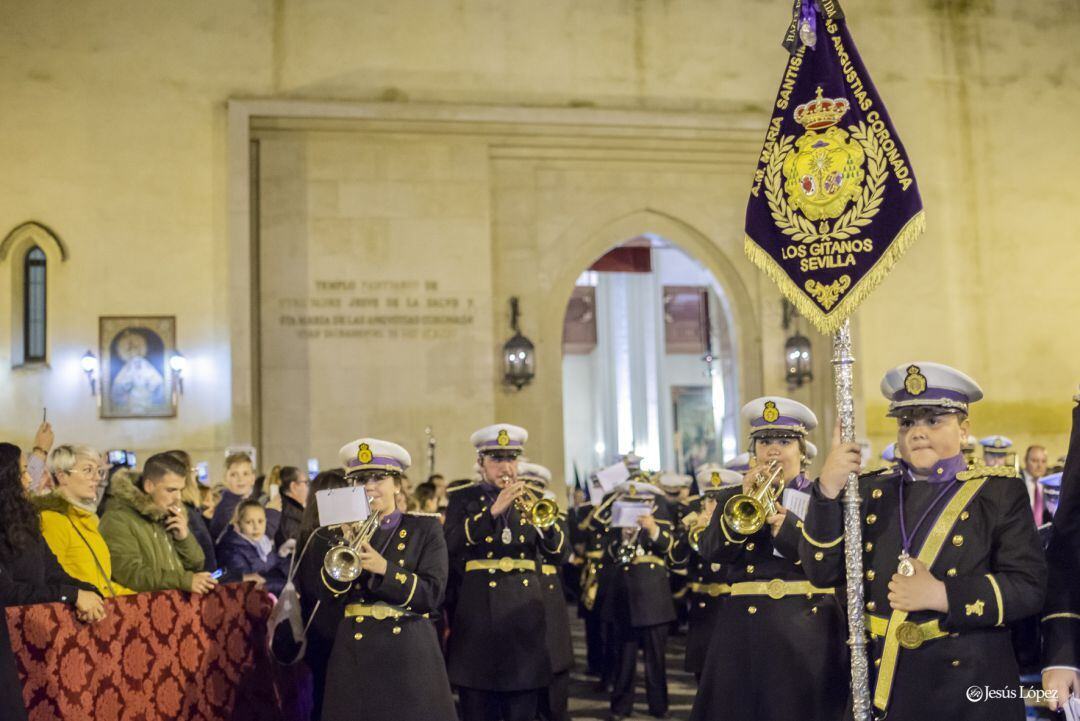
[866,613,948,650]
[585,550,603,560]
[729,579,835,600]
[689,582,731,597]
[631,555,665,566]
[465,558,537,573]
[541,564,558,576]
[345,603,412,620]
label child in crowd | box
[209,453,280,543]
[217,500,289,596]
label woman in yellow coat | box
[34,445,133,598]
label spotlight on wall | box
[502,297,535,390]
[169,351,187,395]
[781,300,813,389]
[80,350,99,396]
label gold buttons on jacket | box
[522,579,529,587]
[866,514,877,525]
[392,627,402,635]
[485,536,493,543]
[951,659,960,667]
[746,543,755,551]
[960,511,970,521]
[746,565,755,574]
[397,543,405,551]
[399,529,407,538]
[866,601,876,611]
[355,617,364,624]
[354,633,363,640]
[872,489,883,499]
[814,552,824,561]
[866,570,876,581]
[952,535,964,547]
[489,581,497,588]
[947,568,957,577]
[747,606,757,615]
[865,542,873,552]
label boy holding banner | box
[802,362,1046,720]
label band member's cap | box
[338,438,412,474]
[724,453,752,473]
[741,396,818,438]
[880,362,982,416]
[695,464,742,495]
[979,435,1013,456]
[657,472,693,490]
[517,461,551,487]
[471,424,528,454]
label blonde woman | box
[36,445,134,597]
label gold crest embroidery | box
[762,401,780,424]
[965,599,985,617]
[782,88,865,221]
[904,365,927,396]
[357,443,373,464]
[710,471,721,488]
[394,572,408,585]
[497,430,510,447]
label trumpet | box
[323,503,384,584]
[722,460,784,536]
[514,483,559,529]
[682,510,710,553]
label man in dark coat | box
[445,424,566,721]
[596,479,677,721]
[1042,393,1080,713]
[803,362,1047,721]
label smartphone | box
[211,568,225,580]
[107,450,127,465]
[307,458,320,476]
[196,461,210,485]
[125,451,137,468]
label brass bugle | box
[721,460,784,536]
[324,500,383,584]
[515,485,559,529]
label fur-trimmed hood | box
[32,490,98,517]
[106,472,168,522]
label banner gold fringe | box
[744,210,926,335]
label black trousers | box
[610,623,669,717]
[584,610,606,676]
[538,670,570,721]
[458,687,539,721]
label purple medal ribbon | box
[897,476,957,558]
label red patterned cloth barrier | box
[5,583,300,721]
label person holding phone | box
[317,438,456,721]
[100,454,216,594]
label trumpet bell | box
[324,544,362,583]
[530,498,559,529]
[722,494,767,535]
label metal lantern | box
[502,297,535,389]
[784,331,813,388]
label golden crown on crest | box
[793,87,850,131]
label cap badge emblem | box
[357,443,373,464]
[993,438,1003,448]
[497,430,510,447]
[710,471,721,488]
[762,401,780,423]
[904,365,927,396]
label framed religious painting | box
[99,316,177,419]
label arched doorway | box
[560,234,741,484]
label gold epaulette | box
[956,465,1020,482]
[407,511,442,517]
[446,481,477,493]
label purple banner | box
[745,4,923,333]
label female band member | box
[318,438,456,721]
